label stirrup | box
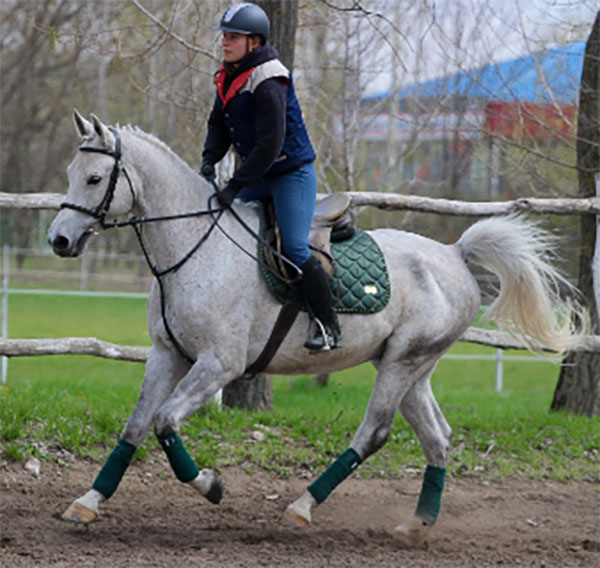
[304,318,341,352]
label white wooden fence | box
[2,188,599,389]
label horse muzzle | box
[47,209,96,257]
[48,229,93,257]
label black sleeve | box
[202,95,231,165]
[229,77,288,189]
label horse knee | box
[373,424,392,452]
[357,423,392,458]
[424,428,452,466]
[153,410,177,437]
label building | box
[359,41,585,199]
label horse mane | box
[118,125,197,176]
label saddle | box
[245,195,390,377]
[262,193,355,281]
[244,194,353,377]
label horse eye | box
[87,175,102,185]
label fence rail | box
[2,189,599,391]
[347,192,600,216]
[2,191,600,215]
[1,329,599,363]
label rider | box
[200,2,341,352]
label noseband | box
[61,128,135,228]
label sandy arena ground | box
[1,460,599,567]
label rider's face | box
[222,32,259,63]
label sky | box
[358,0,595,96]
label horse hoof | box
[205,477,223,505]
[394,519,430,549]
[283,504,311,527]
[62,501,98,524]
[189,470,223,504]
[283,492,315,527]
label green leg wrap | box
[415,464,446,525]
[308,448,362,504]
[92,439,136,499]
[157,432,199,483]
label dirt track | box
[1,460,599,567]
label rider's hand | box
[217,180,241,209]
[200,160,216,182]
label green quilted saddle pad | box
[259,228,391,315]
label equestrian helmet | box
[216,3,270,43]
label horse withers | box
[47,111,587,547]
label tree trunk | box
[222,0,299,412]
[222,374,274,411]
[313,373,330,387]
[551,12,600,417]
[255,0,298,70]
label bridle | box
[60,127,302,364]
[61,128,225,362]
[61,127,137,228]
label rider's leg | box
[269,163,341,350]
[296,255,341,350]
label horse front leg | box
[151,355,243,505]
[284,357,431,530]
[394,373,451,548]
[62,343,188,523]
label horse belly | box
[261,313,391,376]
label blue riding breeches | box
[238,162,317,266]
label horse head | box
[47,110,136,257]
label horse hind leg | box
[284,357,436,529]
[394,373,451,548]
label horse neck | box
[124,130,209,215]
[122,129,215,267]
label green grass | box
[1,293,598,482]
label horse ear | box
[90,113,115,149]
[73,109,93,139]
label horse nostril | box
[52,235,70,251]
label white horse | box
[47,111,585,547]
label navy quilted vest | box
[214,62,316,175]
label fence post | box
[80,250,89,291]
[495,347,503,392]
[594,172,600,330]
[2,244,9,384]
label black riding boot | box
[296,256,342,351]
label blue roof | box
[366,41,585,105]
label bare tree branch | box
[129,0,216,60]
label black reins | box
[60,128,302,364]
[61,128,223,362]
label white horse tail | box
[457,214,589,353]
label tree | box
[222,0,299,411]
[551,11,600,417]
[0,0,88,257]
